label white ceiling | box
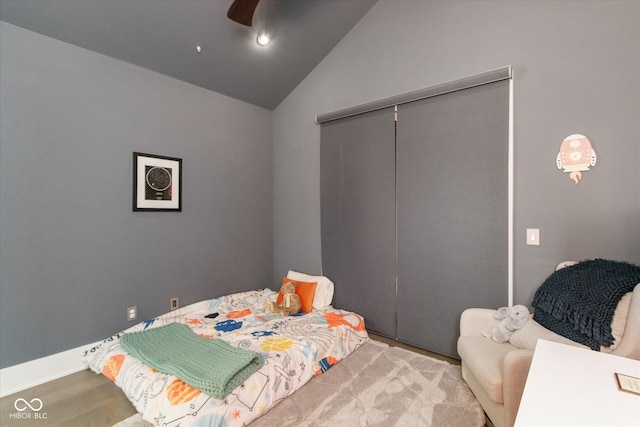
[0,0,377,110]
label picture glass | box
[133,152,181,211]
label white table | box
[515,339,640,426]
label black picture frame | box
[133,152,182,211]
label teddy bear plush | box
[482,304,530,343]
[270,281,302,316]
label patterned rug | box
[114,340,484,427]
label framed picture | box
[133,152,182,211]
[616,372,640,396]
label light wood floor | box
[0,368,138,426]
[0,334,460,426]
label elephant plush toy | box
[482,304,530,343]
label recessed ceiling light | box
[196,45,203,54]
[256,33,271,46]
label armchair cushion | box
[609,291,632,352]
[509,318,589,351]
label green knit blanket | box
[120,323,263,399]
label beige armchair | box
[457,283,640,427]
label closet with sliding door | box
[319,67,512,357]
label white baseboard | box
[0,342,97,398]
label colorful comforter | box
[82,289,369,427]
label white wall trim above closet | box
[315,65,512,124]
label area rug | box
[113,340,484,427]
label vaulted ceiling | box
[0,0,377,110]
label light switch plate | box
[526,228,540,246]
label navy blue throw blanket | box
[531,259,640,350]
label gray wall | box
[273,1,640,306]
[2,0,639,369]
[0,22,273,368]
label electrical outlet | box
[127,306,137,321]
[170,297,179,311]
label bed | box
[82,272,369,427]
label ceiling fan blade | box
[227,0,260,27]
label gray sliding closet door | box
[320,107,396,337]
[396,81,510,357]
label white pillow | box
[287,270,334,310]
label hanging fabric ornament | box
[556,134,597,184]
